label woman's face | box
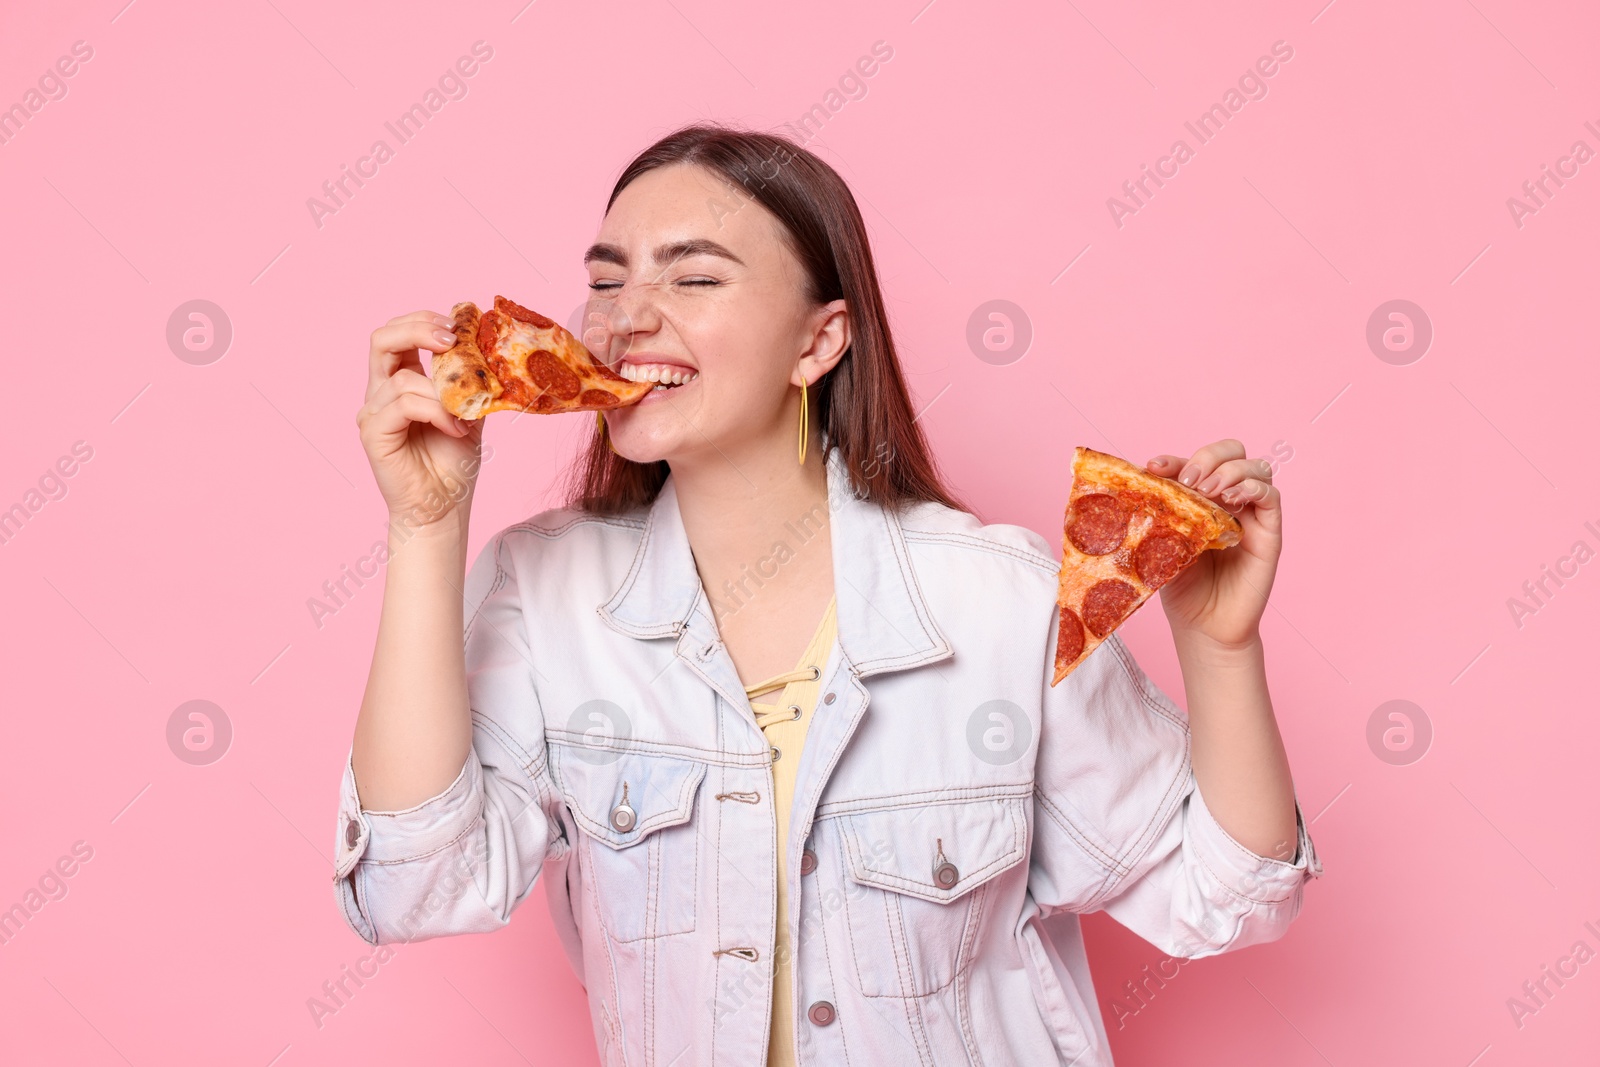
[583,162,847,466]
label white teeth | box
[622,363,698,387]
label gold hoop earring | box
[596,411,620,456]
[797,374,809,466]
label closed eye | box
[587,278,721,290]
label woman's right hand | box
[357,309,482,531]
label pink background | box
[3,0,1596,1063]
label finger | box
[1221,479,1282,533]
[361,391,470,441]
[367,320,460,397]
[366,367,440,410]
[386,309,456,329]
[1196,456,1274,496]
[1175,438,1246,488]
[1145,454,1188,476]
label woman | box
[335,124,1322,1066]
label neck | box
[670,425,831,615]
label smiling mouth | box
[617,362,700,393]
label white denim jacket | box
[332,444,1323,1067]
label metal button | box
[807,1000,836,1026]
[800,848,817,876]
[823,692,836,705]
[932,837,958,888]
[610,783,637,833]
[344,817,360,849]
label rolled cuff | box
[1186,782,1324,905]
[334,749,482,880]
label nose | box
[590,277,664,362]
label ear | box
[793,299,850,387]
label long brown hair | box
[562,122,968,517]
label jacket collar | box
[598,444,952,678]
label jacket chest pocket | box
[552,746,706,943]
[832,795,1027,998]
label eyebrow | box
[583,237,746,269]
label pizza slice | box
[1052,447,1242,685]
[432,295,653,419]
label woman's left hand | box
[1145,439,1280,652]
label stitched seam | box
[644,835,658,1067]
[814,784,1032,817]
[900,970,935,1063]
[849,509,946,677]
[839,826,875,995]
[847,845,1022,898]
[887,886,915,999]
[1192,844,1300,906]
[338,868,378,945]
[686,783,701,936]
[463,533,509,644]
[813,843,854,1067]
[709,755,723,1067]
[471,711,550,806]
[503,514,644,539]
[598,504,659,624]
[547,734,772,766]
[900,529,1058,575]
[556,763,705,848]
[356,812,479,867]
[1031,788,1123,873]
[592,860,628,1067]
[955,887,987,1066]
[1091,636,1193,903]
[886,510,942,648]
[1107,635,1187,731]
[1203,793,1316,872]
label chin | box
[604,415,674,464]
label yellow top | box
[741,594,837,1067]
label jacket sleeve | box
[1027,629,1323,959]
[331,530,567,945]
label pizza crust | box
[432,302,504,420]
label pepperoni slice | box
[476,310,500,355]
[1081,580,1139,637]
[499,297,556,329]
[493,374,531,409]
[1056,607,1085,666]
[578,388,621,408]
[527,351,582,400]
[1067,494,1131,555]
[1134,529,1194,590]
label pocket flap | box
[839,796,1028,904]
[551,746,706,851]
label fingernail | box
[1199,476,1219,493]
[1179,466,1198,486]
[433,330,456,347]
